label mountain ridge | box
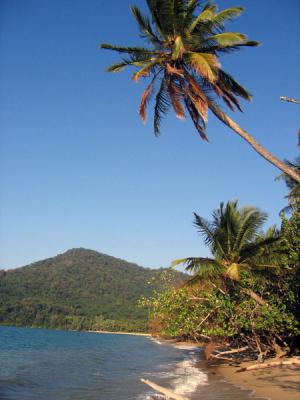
[0,248,185,332]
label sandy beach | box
[88,334,300,399]
[215,359,300,400]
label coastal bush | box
[141,282,299,355]
[141,204,300,359]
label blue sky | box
[1,0,299,270]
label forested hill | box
[0,248,185,332]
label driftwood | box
[212,346,248,358]
[141,378,189,400]
[237,357,300,372]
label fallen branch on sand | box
[237,357,300,372]
[141,378,189,400]
[212,346,249,358]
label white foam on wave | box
[149,337,163,345]
[172,343,199,350]
[141,337,207,399]
[170,358,208,396]
[141,358,208,399]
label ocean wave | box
[171,358,208,396]
[139,356,207,399]
[148,337,163,345]
[172,343,199,350]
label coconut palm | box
[278,157,300,214]
[171,201,280,303]
[101,0,300,183]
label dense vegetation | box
[0,248,185,332]
[141,200,300,360]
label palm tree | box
[101,0,300,183]
[277,133,300,214]
[171,201,281,304]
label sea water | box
[0,327,253,399]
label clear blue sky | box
[1,0,299,270]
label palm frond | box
[209,7,244,28]
[188,3,217,34]
[172,0,188,34]
[154,77,170,136]
[182,71,209,122]
[131,5,162,46]
[239,235,281,262]
[183,0,200,28]
[106,54,153,72]
[146,0,176,37]
[132,60,161,81]
[212,84,242,112]
[204,41,260,55]
[172,256,223,281]
[139,77,156,122]
[146,0,164,36]
[167,78,185,120]
[186,52,219,83]
[184,97,208,140]
[211,201,241,257]
[221,88,243,112]
[193,212,227,259]
[101,43,157,54]
[217,69,252,100]
[187,261,224,284]
[185,88,208,122]
[234,207,268,254]
[106,61,131,73]
[208,32,247,47]
[235,40,260,47]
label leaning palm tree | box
[171,201,280,304]
[101,0,300,183]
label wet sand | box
[216,359,300,400]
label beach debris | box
[210,346,249,362]
[237,357,300,372]
[141,378,189,400]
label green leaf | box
[188,4,217,33]
[211,7,244,26]
[209,32,247,47]
[187,52,219,82]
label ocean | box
[0,327,253,399]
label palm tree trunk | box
[210,105,300,183]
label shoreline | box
[214,358,300,400]
[82,330,300,399]
[160,338,300,400]
[87,329,150,336]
